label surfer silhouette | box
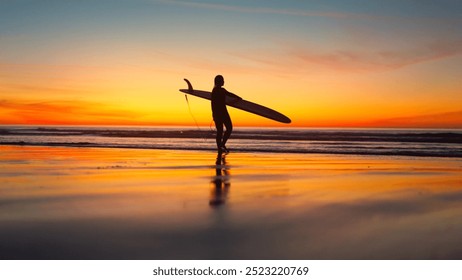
[212,75,242,153]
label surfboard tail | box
[184,79,193,93]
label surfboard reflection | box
[209,153,230,207]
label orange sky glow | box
[1,1,461,128]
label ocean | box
[1,125,461,158]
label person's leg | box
[214,119,224,151]
[222,114,233,149]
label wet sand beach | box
[1,145,462,259]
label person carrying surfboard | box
[212,75,242,153]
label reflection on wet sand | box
[210,153,230,207]
[1,145,462,259]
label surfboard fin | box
[184,79,194,93]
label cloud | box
[367,110,462,128]
[155,0,377,20]
[0,99,144,125]
[294,41,462,72]
[232,39,462,74]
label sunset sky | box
[1,0,461,128]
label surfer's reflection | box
[209,153,230,207]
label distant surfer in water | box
[211,75,242,153]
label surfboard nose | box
[282,116,291,124]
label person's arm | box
[225,89,242,101]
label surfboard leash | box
[184,93,209,143]
[184,94,200,128]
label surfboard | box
[179,79,291,124]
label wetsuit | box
[211,87,240,150]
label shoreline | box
[1,142,462,158]
[2,126,461,158]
